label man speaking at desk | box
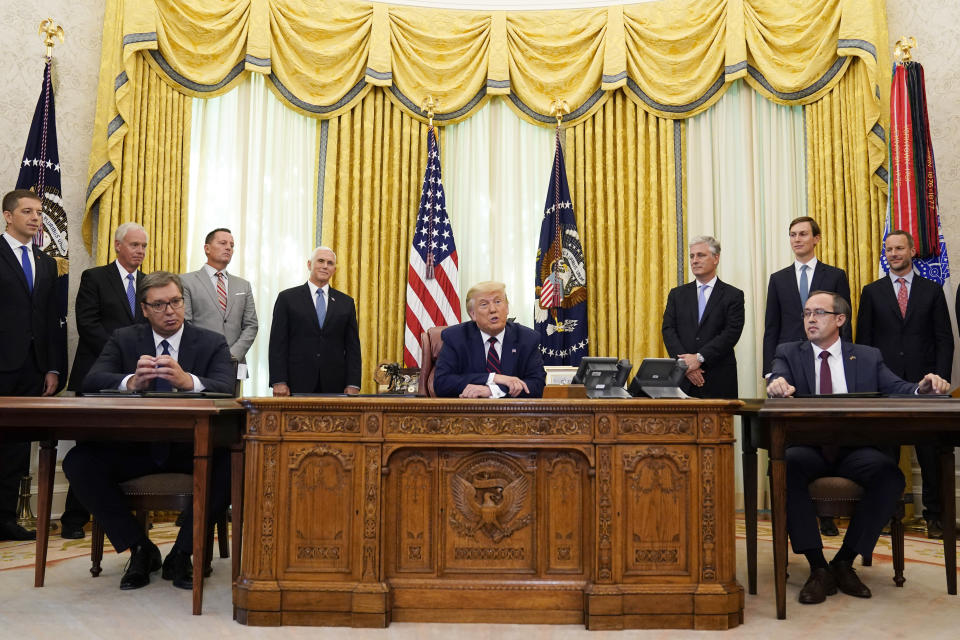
[767,290,948,606]
[433,281,546,398]
[64,271,234,591]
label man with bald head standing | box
[269,246,361,395]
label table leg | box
[741,421,758,595]
[769,424,787,620]
[230,442,244,586]
[193,422,213,615]
[34,440,57,588]
[940,446,956,595]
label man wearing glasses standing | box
[63,271,234,592]
[767,290,948,606]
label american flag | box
[404,126,461,367]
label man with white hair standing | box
[661,235,745,399]
[433,281,546,398]
[62,221,149,539]
[269,246,361,395]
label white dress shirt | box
[795,257,819,290]
[119,325,203,391]
[695,275,718,306]
[888,269,914,298]
[114,259,137,281]
[3,232,36,285]
[308,281,329,309]
[811,338,848,394]
[480,327,506,398]
[203,263,228,297]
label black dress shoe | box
[162,549,194,590]
[926,518,943,540]
[60,521,86,540]
[0,521,37,541]
[119,541,162,590]
[830,559,871,598]
[798,567,837,604]
[819,516,840,536]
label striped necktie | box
[216,271,227,314]
[486,337,501,373]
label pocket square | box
[234,291,245,295]
[512,348,517,353]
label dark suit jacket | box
[433,321,546,398]
[856,274,953,382]
[0,237,63,375]
[268,284,362,393]
[82,322,234,394]
[770,340,917,396]
[661,278,745,399]
[762,261,851,375]
[68,263,145,390]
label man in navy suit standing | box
[434,281,546,398]
[763,216,851,378]
[64,271,234,591]
[0,189,63,542]
[661,235,745,399]
[856,230,954,539]
[269,246,361,395]
[768,290,948,605]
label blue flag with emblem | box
[534,130,588,365]
[16,58,68,381]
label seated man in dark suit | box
[434,281,546,398]
[63,271,234,591]
[767,290,948,605]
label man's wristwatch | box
[696,353,704,364]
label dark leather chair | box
[417,326,447,397]
[90,474,229,578]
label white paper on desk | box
[237,363,247,380]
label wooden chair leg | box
[90,519,105,577]
[891,514,906,587]
[216,512,229,559]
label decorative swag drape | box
[83,0,891,392]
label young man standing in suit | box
[62,222,149,539]
[856,230,954,539]
[433,281,546,398]
[181,228,258,371]
[63,271,235,591]
[661,235,745,399]
[269,246,361,395]
[0,189,63,542]
[768,290,948,605]
[763,216,851,378]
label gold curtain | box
[88,53,191,272]
[320,88,440,391]
[565,91,683,361]
[805,58,887,320]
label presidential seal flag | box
[534,130,587,366]
[404,125,462,367]
[17,57,68,375]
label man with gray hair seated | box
[433,281,546,398]
[661,235,745,399]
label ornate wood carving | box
[619,416,694,436]
[258,444,278,578]
[701,447,717,581]
[720,414,734,438]
[597,446,613,581]
[367,414,380,434]
[387,415,590,436]
[247,412,262,434]
[598,416,611,435]
[700,415,715,437]
[394,452,435,573]
[545,452,583,573]
[287,413,360,434]
[264,413,279,434]
[289,444,355,470]
[363,445,381,580]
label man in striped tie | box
[181,228,258,382]
[433,281,546,398]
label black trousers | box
[0,354,43,523]
[915,444,942,520]
[62,441,230,554]
[786,445,905,557]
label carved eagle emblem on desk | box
[449,470,531,543]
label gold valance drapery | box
[84,0,890,244]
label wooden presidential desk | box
[739,397,960,620]
[0,396,246,615]
[235,397,743,630]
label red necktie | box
[216,271,228,314]
[897,277,908,318]
[486,337,501,373]
[819,351,838,462]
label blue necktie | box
[799,264,809,306]
[154,339,173,392]
[316,289,327,328]
[697,284,709,322]
[125,273,136,316]
[20,246,33,294]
